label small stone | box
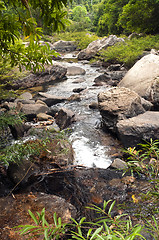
[37,113,54,121]
[36,100,47,106]
[19,92,32,100]
[111,158,128,169]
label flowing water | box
[46,54,113,168]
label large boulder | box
[98,87,152,132]
[52,40,77,52]
[12,65,67,90]
[77,35,124,60]
[118,54,159,109]
[21,103,49,115]
[117,111,159,147]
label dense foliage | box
[66,0,159,36]
[0,0,71,72]
[98,35,159,68]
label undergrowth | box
[15,200,159,240]
[98,35,159,68]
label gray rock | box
[18,92,32,100]
[94,73,111,84]
[98,87,147,132]
[73,87,86,93]
[111,158,128,169]
[67,66,86,76]
[78,35,125,60]
[36,92,67,106]
[21,103,49,116]
[118,54,159,108]
[12,65,67,90]
[55,108,76,130]
[9,123,31,139]
[52,40,77,52]
[117,111,159,147]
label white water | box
[47,54,112,168]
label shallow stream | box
[46,53,119,168]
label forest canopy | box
[67,0,159,35]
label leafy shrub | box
[0,139,49,166]
[15,200,159,239]
[99,35,159,68]
[123,139,159,179]
[16,209,67,240]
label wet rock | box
[118,54,159,109]
[37,113,54,121]
[107,64,122,71]
[67,94,81,102]
[98,87,147,132]
[73,87,86,93]
[7,159,40,185]
[67,66,86,76]
[36,92,67,107]
[11,65,67,90]
[48,106,59,117]
[89,102,98,109]
[117,111,159,147]
[72,77,85,84]
[77,35,125,60]
[55,108,76,130]
[94,71,126,86]
[52,40,77,52]
[0,193,76,240]
[94,73,111,85]
[9,123,31,139]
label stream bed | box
[0,53,158,240]
[46,54,121,168]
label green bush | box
[99,35,159,68]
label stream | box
[1,53,157,240]
[46,53,117,168]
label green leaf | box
[108,201,115,217]
[28,210,38,225]
[90,226,103,240]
